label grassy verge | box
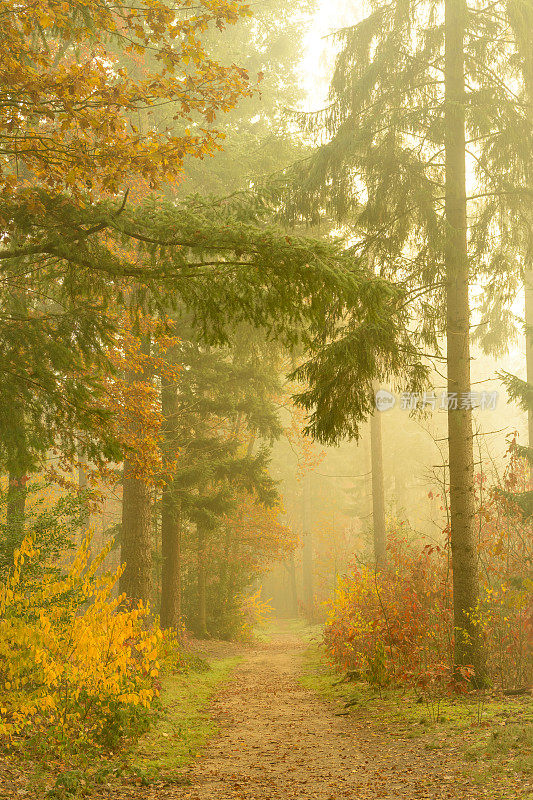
[127,654,241,786]
[300,644,533,795]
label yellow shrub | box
[237,587,273,641]
[0,534,162,751]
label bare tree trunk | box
[6,403,28,560]
[370,407,386,568]
[289,549,298,617]
[160,489,181,630]
[77,448,90,547]
[160,367,182,631]
[526,270,533,483]
[219,522,234,609]
[197,523,208,637]
[119,334,152,607]
[301,471,314,618]
[6,472,27,560]
[444,0,486,680]
[120,473,152,605]
[506,0,533,481]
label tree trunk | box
[77,448,90,544]
[506,0,533,481]
[370,406,387,568]
[301,471,314,618]
[160,366,182,631]
[444,0,486,679]
[521,44,533,481]
[289,549,298,617]
[119,334,152,607]
[120,474,152,605]
[219,522,234,609]
[6,472,27,560]
[160,488,181,630]
[197,523,208,637]
[526,270,533,483]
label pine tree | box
[156,322,282,636]
[279,0,530,679]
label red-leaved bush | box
[325,449,532,693]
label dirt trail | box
[174,624,479,800]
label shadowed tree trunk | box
[370,406,386,568]
[289,550,298,617]
[119,333,152,607]
[526,272,533,482]
[6,472,27,561]
[505,0,533,482]
[120,472,152,605]
[77,447,90,547]
[160,489,181,630]
[160,364,182,631]
[197,523,208,637]
[444,0,486,679]
[301,471,314,618]
[5,401,29,561]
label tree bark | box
[505,0,533,481]
[444,0,486,679]
[301,471,314,618]
[6,472,27,560]
[370,406,387,568]
[197,523,208,637]
[526,269,533,483]
[289,549,298,617]
[119,334,152,607]
[219,522,234,610]
[160,367,182,631]
[160,488,181,630]
[120,473,152,605]
[77,448,90,545]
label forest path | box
[167,621,477,800]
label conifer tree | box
[281,0,530,678]
[157,322,282,635]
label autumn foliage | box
[101,314,181,486]
[0,0,253,216]
[0,534,162,751]
[325,453,532,693]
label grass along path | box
[127,654,242,788]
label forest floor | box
[113,618,532,800]
[2,619,531,799]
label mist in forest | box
[0,0,531,796]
